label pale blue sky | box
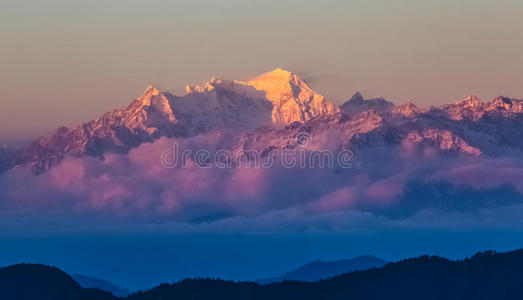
[1,0,522,140]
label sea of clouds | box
[2,133,523,235]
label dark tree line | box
[2,249,523,300]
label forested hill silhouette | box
[0,264,115,300]
[3,249,523,300]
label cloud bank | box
[2,134,523,234]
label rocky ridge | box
[7,69,523,173]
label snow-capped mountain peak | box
[247,68,302,102]
[126,85,176,124]
[142,85,161,97]
[456,95,483,107]
[184,77,235,94]
[247,68,337,124]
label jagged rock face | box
[485,96,523,116]
[6,69,523,174]
[404,130,481,156]
[438,95,487,120]
[15,86,180,172]
[433,95,523,120]
[392,103,421,117]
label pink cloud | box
[364,175,405,205]
[430,160,523,193]
[311,187,358,213]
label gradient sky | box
[1,0,523,141]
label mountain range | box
[58,256,386,296]
[257,255,387,284]
[3,249,523,299]
[3,68,523,174]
